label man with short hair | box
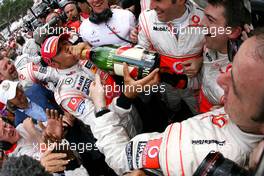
[62,1,89,32]
[0,57,58,90]
[41,34,141,137]
[0,80,49,123]
[87,29,264,175]
[136,0,205,115]
[195,0,252,112]
[80,0,136,47]
[0,58,61,126]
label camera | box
[193,151,250,176]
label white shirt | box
[80,9,136,47]
[91,102,264,175]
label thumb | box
[38,121,46,130]
[123,62,134,82]
[95,74,102,86]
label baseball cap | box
[0,80,19,104]
[41,33,70,65]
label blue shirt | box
[14,84,62,126]
[18,98,47,122]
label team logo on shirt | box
[67,97,83,111]
[77,101,86,114]
[126,141,134,170]
[190,15,201,27]
[76,76,85,90]
[135,141,147,168]
[65,78,74,85]
[142,138,162,169]
[38,66,48,74]
[19,74,26,80]
[85,62,97,74]
[211,114,228,128]
[192,140,226,146]
[153,25,168,32]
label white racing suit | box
[54,60,142,138]
[16,62,59,91]
[198,48,231,113]
[140,0,151,11]
[137,0,204,113]
[14,53,41,69]
[90,98,264,175]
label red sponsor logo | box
[191,15,201,26]
[67,97,83,111]
[19,74,26,80]
[142,138,162,169]
[211,114,228,128]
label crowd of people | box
[0,0,263,175]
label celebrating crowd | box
[0,0,263,175]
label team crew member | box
[61,1,89,32]
[88,31,264,175]
[194,0,252,112]
[80,0,136,47]
[135,0,204,114]
[0,57,59,91]
[41,34,141,137]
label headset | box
[89,8,113,24]
[89,8,136,45]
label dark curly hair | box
[0,155,52,176]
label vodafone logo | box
[67,97,83,111]
[19,74,26,80]
[192,15,200,25]
[147,146,159,159]
[142,138,162,169]
[71,98,78,105]
[211,114,228,128]
[173,62,184,73]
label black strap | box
[105,22,136,45]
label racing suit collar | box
[57,63,80,76]
[227,118,264,150]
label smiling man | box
[79,0,136,46]
[194,0,251,113]
[135,0,205,116]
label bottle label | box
[116,46,144,61]
[113,63,138,79]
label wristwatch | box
[95,107,110,117]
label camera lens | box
[193,151,250,176]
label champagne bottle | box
[81,45,160,79]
